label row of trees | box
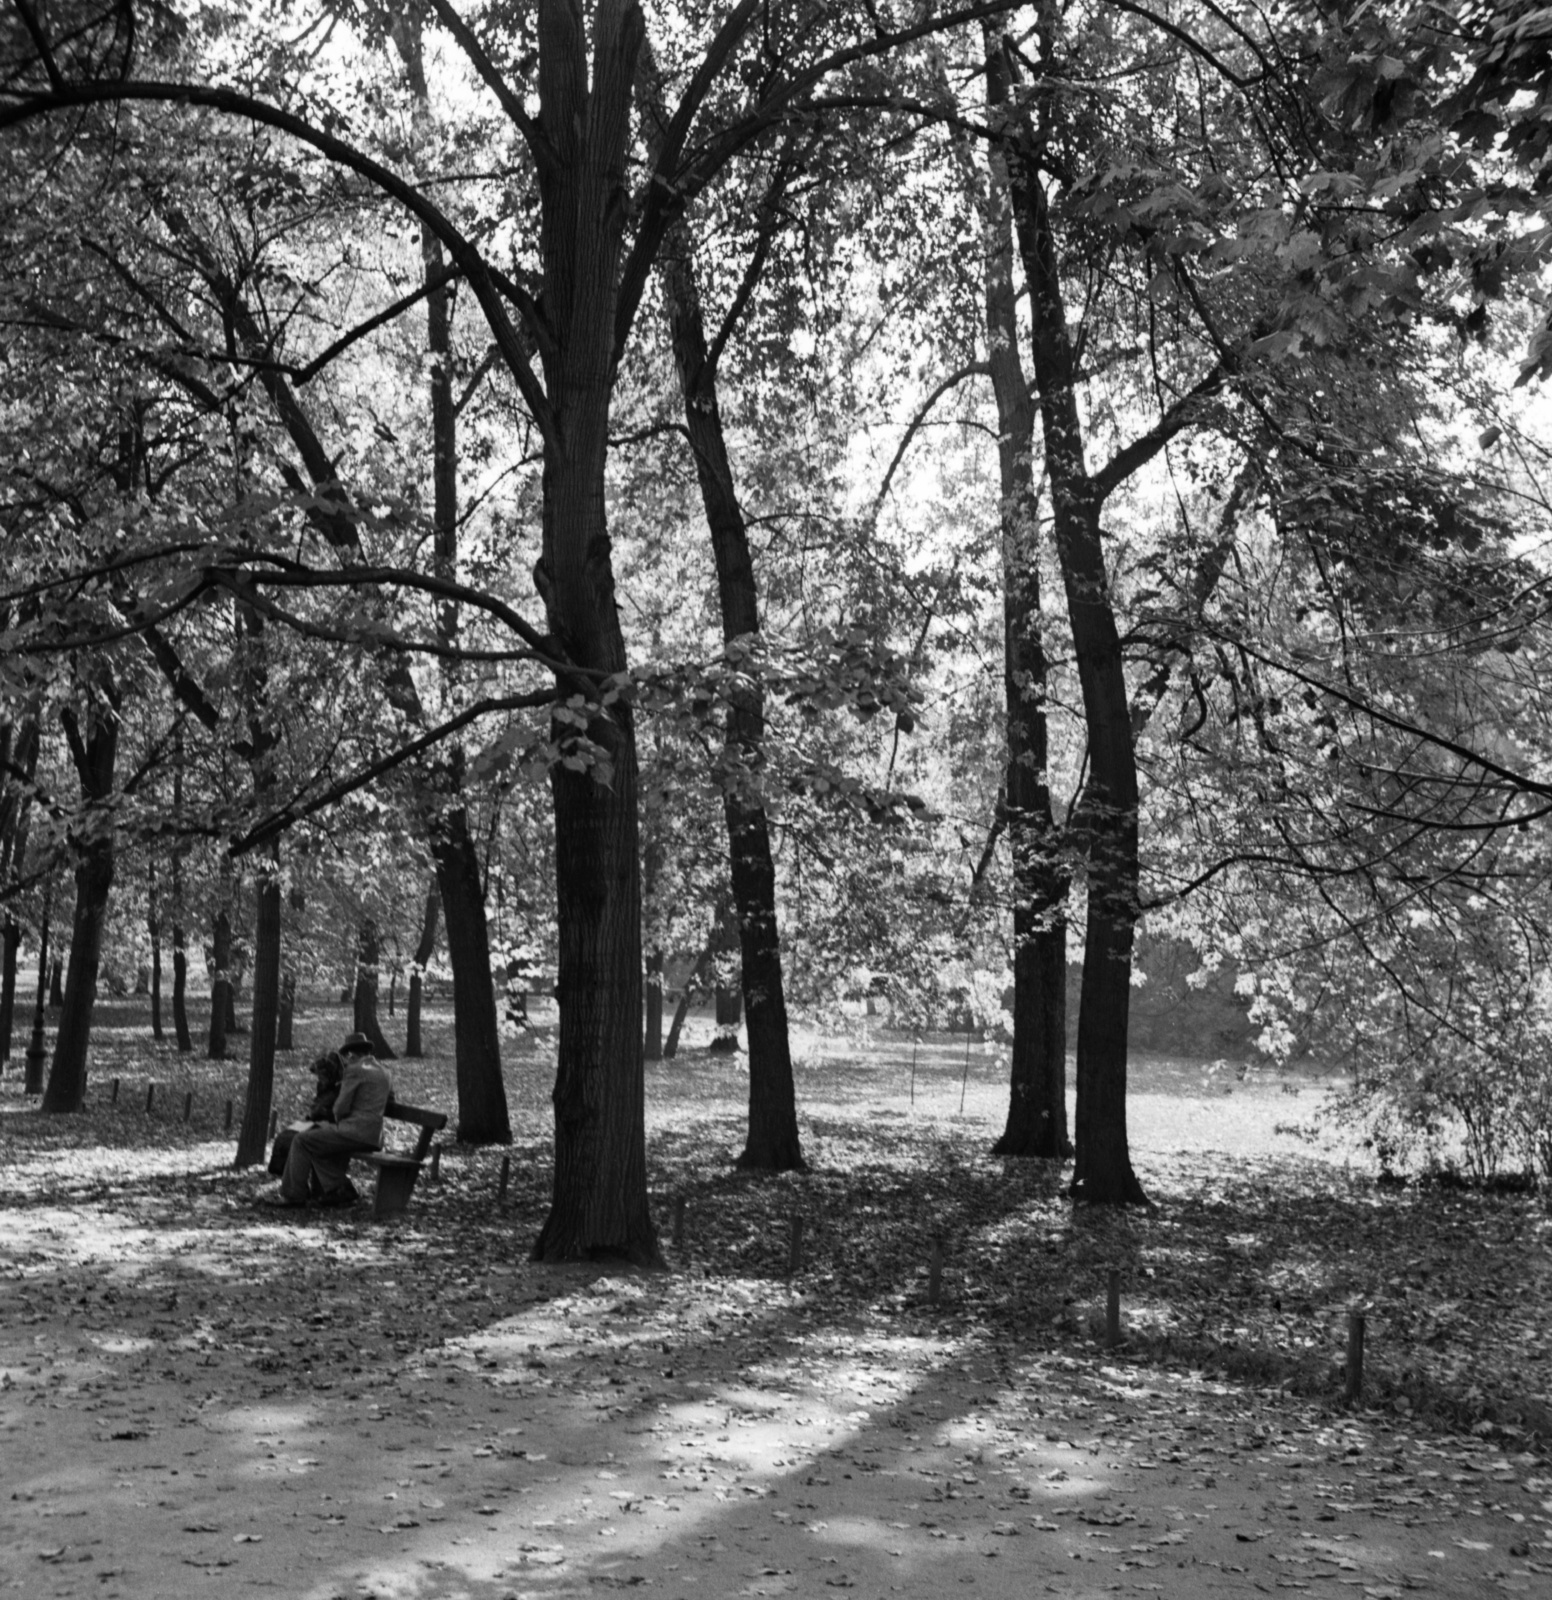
[4,0,1552,1257]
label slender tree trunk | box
[664,941,714,1062]
[0,916,19,1064]
[999,44,1145,1203]
[171,925,193,1052]
[352,918,397,1058]
[405,881,440,1059]
[977,67,1070,1159]
[432,806,509,1140]
[235,844,282,1168]
[147,861,164,1043]
[659,208,802,1170]
[49,957,63,1009]
[207,906,231,1061]
[42,698,119,1114]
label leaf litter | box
[0,1010,1549,1597]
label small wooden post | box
[109,1077,120,1105]
[928,1238,943,1304]
[429,1147,441,1183]
[909,1032,918,1106]
[182,1090,193,1123]
[959,1029,972,1112]
[224,1098,233,1133]
[787,1215,804,1276]
[672,1194,686,1249]
[1345,1310,1366,1403]
[145,1081,156,1114]
[1105,1269,1122,1349]
[497,1154,510,1201]
[268,1109,278,1138]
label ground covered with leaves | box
[2,1000,1549,1599]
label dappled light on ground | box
[2,1005,1549,1595]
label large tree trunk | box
[42,698,119,1114]
[352,918,397,1058]
[405,881,439,1059]
[432,809,510,1141]
[659,210,803,1171]
[977,70,1071,1161]
[207,906,231,1060]
[999,43,1146,1204]
[235,845,282,1168]
[526,0,657,1265]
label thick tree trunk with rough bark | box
[524,0,657,1264]
[42,699,119,1114]
[405,881,439,1059]
[660,215,803,1170]
[999,49,1146,1204]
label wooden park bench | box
[350,1098,448,1219]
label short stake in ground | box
[928,1238,943,1304]
[1106,1269,1122,1349]
[1345,1309,1366,1404]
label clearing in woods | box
[1,999,1549,1599]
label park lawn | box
[1,998,1549,1599]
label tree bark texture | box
[147,864,164,1043]
[432,809,510,1142]
[644,948,663,1061]
[526,0,657,1264]
[998,49,1146,1204]
[42,699,119,1114]
[405,881,440,1059]
[0,917,19,1064]
[49,957,63,1008]
[979,59,1071,1160]
[660,213,803,1171]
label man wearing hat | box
[266,1032,392,1209]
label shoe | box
[257,1193,308,1210]
[317,1181,361,1209]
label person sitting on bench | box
[266,1033,391,1210]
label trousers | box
[280,1123,377,1202]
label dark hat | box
[340,1032,374,1055]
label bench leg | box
[372,1162,421,1218]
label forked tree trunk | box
[207,906,231,1061]
[405,881,440,1059]
[1000,45,1145,1202]
[42,698,119,1114]
[352,918,396,1058]
[659,209,802,1170]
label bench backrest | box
[383,1098,449,1163]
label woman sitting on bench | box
[264,1033,391,1210]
